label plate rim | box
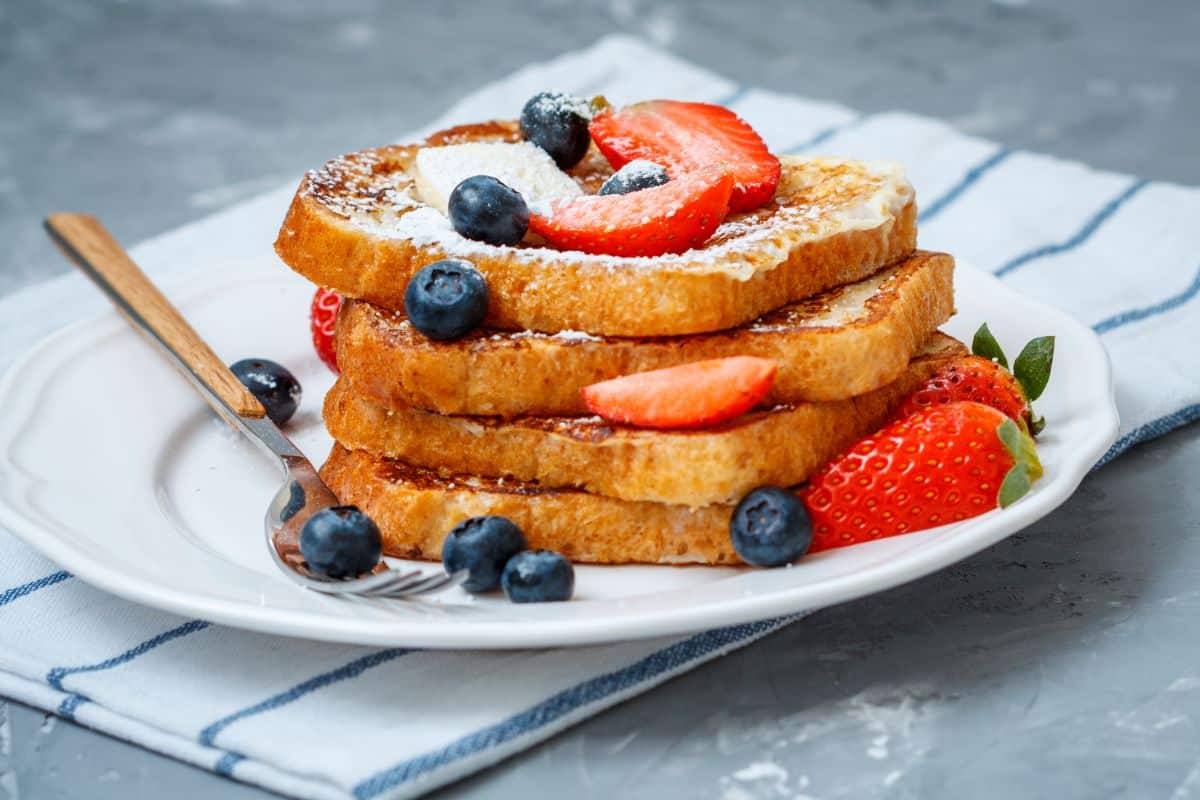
[0,262,1120,648]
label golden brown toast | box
[321,444,743,565]
[275,121,917,337]
[325,333,965,508]
[337,251,954,417]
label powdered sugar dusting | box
[617,159,668,182]
[313,148,914,281]
[526,90,595,121]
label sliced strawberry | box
[803,401,1043,552]
[582,356,777,429]
[529,165,732,257]
[310,287,342,373]
[588,100,781,212]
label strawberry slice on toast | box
[588,100,781,213]
[582,356,778,429]
[529,164,733,257]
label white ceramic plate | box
[0,260,1117,648]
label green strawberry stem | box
[1014,336,1055,401]
[972,323,1008,369]
[974,323,1056,438]
[996,418,1043,508]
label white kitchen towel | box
[0,34,1197,800]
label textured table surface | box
[2,1,1199,798]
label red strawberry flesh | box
[582,356,777,429]
[588,100,781,212]
[310,287,342,373]
[529,164,733,257]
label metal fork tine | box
[346,568,423,594]
[362,571,442,597]
[382,570,468,598]
[357,570,429,597]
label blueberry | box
[599,160,669,196]
[519,91,592,169]
[299,506,383,578]
[501,550,574,603]
[442,516,527,593]
[403,259,489,340]
[229,358,302,425]
[730,488,812,567]
[447,175,529,246]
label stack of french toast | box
[274,94,1046,571]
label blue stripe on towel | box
[57,693,88,720]
[1095,403,1200,469]
[352,617,792,799]
[45,619,210,691]
[1093,263,1200,334]
[198,648,413,747]
[995,179,1149,277]
[920,148,1013,223]
[0,570,71,608]
[215,752,246,777]
[783,116,865,153]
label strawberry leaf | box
[1014,336,1055,401]
[972,323,1008,369]
[997,418,1043,480]
[998,465,1032,508]
[997,416,1038,506]
[997,418,1023,459]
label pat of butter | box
[414,141,582,215]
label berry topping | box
[589,100,781,212]
[581,355,777,429]
[598,159,669,196]
[730,487,813,567]
[447,175,530,246]
[519,91,594,169]
[803,401,1043,552]
[501,550,575,603]
[442,515,528,593]
[299,506,383,578]
[229,358,302,426]
[310,287,342,373]
[529,164,733,258]
[404,259,489,341]
[896,324,1056,434]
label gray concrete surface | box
[1,1,1198,798]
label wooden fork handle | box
[44,213,266,419]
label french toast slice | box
[325,333,966,508]
[321,444,744,565]
[275,121,917,337]
[337,251,954,417]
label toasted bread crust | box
[337,251,954,416]
[320,444,746,565]
[325,334,965,507]
[275,121,917,336]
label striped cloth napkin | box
[1,35,1197,800]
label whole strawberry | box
[896,323,1054,434]
[803,400,1042,552]
[310,287,342,373]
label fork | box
[44,213,466,598]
